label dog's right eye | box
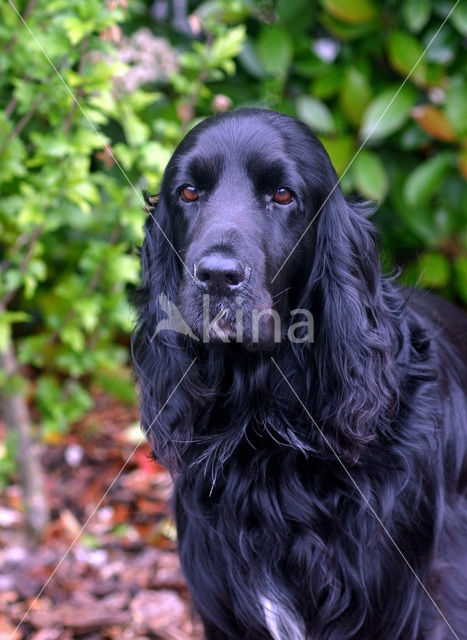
[272,187,293,205]
[180,185,199,202]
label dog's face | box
[158,109,336,349]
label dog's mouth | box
[206,308,239,343]
[200,297,248,344]
[183,292,281,349]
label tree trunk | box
[0,343,49,542]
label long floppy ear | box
[300,188,399,461]
[132,193,201,471]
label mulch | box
[0,395,203,640]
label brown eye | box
[273,187,293,205]
[181,185,198,202]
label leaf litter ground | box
[0,394,203,640]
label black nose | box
[194,254,250,294]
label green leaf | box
[37,377,93,436]
[277,0,315,31]
[140,142,172,173]
[0,138,26,182]
[417,252,451,288]
[211,26,245,62]
[451,0,467,36]
[311,67,343,99]
[445,78,467,137]
[423,24,456,64]
[89,91,118,118]
[105,254,140,285]
[296,96,335,134]
[0,312,30,353]
[73,129,108,154]
[2,269,22,295]
[454,256,467,303]
[353,150,389,201]
[63,17,93,45]
[74,298,101,332]
[321,13,378,39]
[320,0,377,24]
[113,143,138,171]
[293,55,328,78]
[95,369,136,403]
[319,136,354,175]
[459,149,467,180]
[61,325,85,352]
[0,323,11,353]
[127,91,161,112]
[238,40,266,79]
[62,381,93,422]
[36,376,60,411]
[17,335,48,368]
[404,153,454,207]
[402,0,431,32]
[81,533,100,549]
[340,67,372,126]
[257,26,293,78]
[3,311,30,323]
[65,181,100,213]
[121,105,150,147]
[360,85,416,141]
[387,31,427,84]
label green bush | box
[0,0,245,443]
[1,0,466,449]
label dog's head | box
[134,108,398,467]
[154,108,340,349]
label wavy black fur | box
[132,109,467,639]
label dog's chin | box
[185,304,281,351]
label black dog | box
[133,108,467,639]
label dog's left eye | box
[180,185,199,202]
[272,188,293,205]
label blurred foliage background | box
[0,0,466,483]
